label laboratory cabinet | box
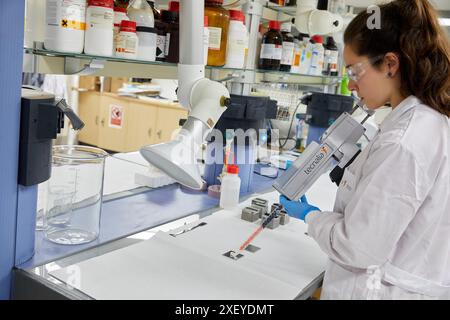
[78,92,187,152]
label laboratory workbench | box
[13,152,337,300]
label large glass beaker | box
[44,145,108,245]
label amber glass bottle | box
[205,0,230,66]
[259,21,283,71]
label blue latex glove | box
[279,195,321,221]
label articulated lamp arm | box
[140,0,230,190]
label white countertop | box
[50,173,337,300]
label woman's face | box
[343,45,393,109]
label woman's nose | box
[347,78,357,92]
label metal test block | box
[250,205,265,218]
[241,207,260,222]
[251,198,268,217]
[271,203,283,213]
[279,209,290,225]
[244,244,260,253]
[223,250,244,260]
[252,198,268,208]
[263,213,280,230]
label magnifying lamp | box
[140,0,230,190]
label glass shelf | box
[24,47,342,85]
[24,47,178,68]
[258,68,341,81]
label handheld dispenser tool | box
[273,98,374,201]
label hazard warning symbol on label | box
[109,104,124,128]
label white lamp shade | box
[140,139,204,190]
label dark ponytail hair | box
[344,0,450,117]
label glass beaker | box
[44,145,108,245]
[36,181,48,231]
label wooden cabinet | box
[155,107,187,143]
[127,100,158,150]
[78,92,101,146]
[77,92,187,153]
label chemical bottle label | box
[116,36,138,55]
[293,51,301,67]
[156,35,166,58]
[281,42,295,65]
[227,39,246,57]
[329,50,339,72]
[260,44,282,60]
[208,27,223,50]
[87,6,114,30]
[164,33,171,56]
[47,0,86,30]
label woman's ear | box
[384,52,400,78]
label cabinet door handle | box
[148,128,152,138]
[157,130,162,139]
[101,119,105,127]
[95,116,99,125]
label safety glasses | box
[346,55,385,82]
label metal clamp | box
[64,57,106,76]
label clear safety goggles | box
[346,55,385,82]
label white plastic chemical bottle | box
[115,20,139,59]
[290,34,302,74]
[299,34,312,74]
[224,10,247,69]
[44,0,87,53]
[114,7,129,38]
[84,0,114,56]
[220,165,241,210]
[113,7,129,52]
[127,0,155,61]
[309,35,325,76]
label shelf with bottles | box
[23,44,179,78]
[208,67,341,87]
[24,45,341,86]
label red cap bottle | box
[120,20,136,33]
[227,165,239,174]
[229,10,245,23]
[311,35,324,44]
[168,1,179,12]
[268,21,281,31]
[88,0,114,9]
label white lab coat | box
[305,96,450,300]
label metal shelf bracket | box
[64,57,106,75]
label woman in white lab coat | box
[281,0,450,300]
